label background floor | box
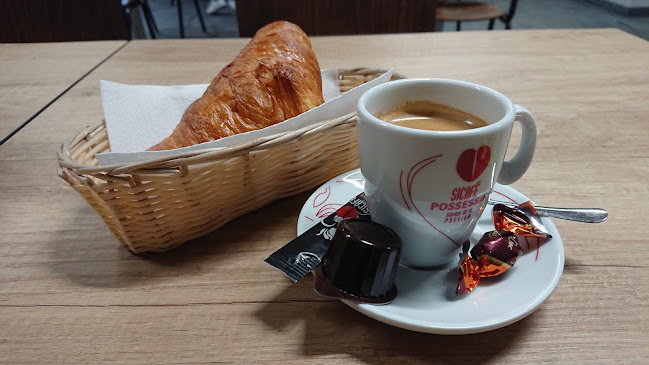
[145,0,649,40]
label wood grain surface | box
[0,40,126,142]
[1,29,648,363]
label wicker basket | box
[57,68,401,253]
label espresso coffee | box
[377,101,488,131]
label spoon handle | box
[533,206,608,223]
[488,201,608,223]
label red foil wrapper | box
[492,201,552,238]
[457,230,523,296]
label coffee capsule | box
[457,230,523,296]
[314,218,401,304]
[492,201,552,238]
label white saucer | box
[298,169,564,335]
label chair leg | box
[177,0,185,38]
[142,0,159,33]
[140,2,157,38]
[192,0,208,33]
[122,7,134,40]
[499,16,513,30]
[488,18,496,30]
[456,21,461,31]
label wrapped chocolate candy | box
[457,230,523,296]
[492,201,552,238]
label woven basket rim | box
[57,67,401,179]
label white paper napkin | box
[96,67,394,165]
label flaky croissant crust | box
[148,21,324,151]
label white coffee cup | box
[357,78,537,269]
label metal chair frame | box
[122,0,159,39]
[438,0,519,31]
[176,0,207,38]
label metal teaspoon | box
[488,200,608,223]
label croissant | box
[148,21,324,151]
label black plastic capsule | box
[314,218,401,304]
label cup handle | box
[497,105,537,185]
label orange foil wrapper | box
[457,231,523,296]
[492,201,552,238]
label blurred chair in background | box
[176,0,208,38]
[122,0,159,39]
[235,0,438,37]
[206,0,236,15]
[436,0,518,31]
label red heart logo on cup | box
[456,146,491,182]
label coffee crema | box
[377,101,488,131]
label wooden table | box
[0,40,126,143]
[1,29,647,363]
